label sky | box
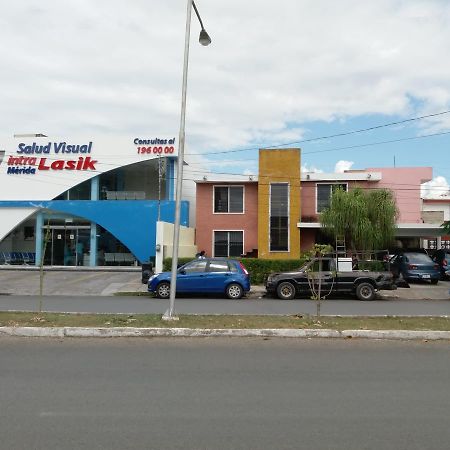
[1,0,450,199]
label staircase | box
[335,237,346,257]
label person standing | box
[195,250,206,259]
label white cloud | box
[334,160,354,173]
[1,0,450,155]
[421,176,450,199]
[301,164,323,173]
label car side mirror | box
[178,269,186,275]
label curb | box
[1,326,450,340]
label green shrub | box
[163,257,194,271]
[163,256,310,285]
[239,258,310,284]
[356,260,387,271]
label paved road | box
[1,337,449,450]
[0,294,450,316]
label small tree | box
[38,215,52,313]
[306,244,334,320]
[320,187,398,253]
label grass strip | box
[1,312,450,331]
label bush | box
[356,260,387,271]
[163,256,310,285]
[239,258,309,284]
[163,257,194,271]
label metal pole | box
[164,0,193,320]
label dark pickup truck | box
[265,257,397,301]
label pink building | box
[195,181,258,258]
[299,166,439,251]
[195,152,441,256]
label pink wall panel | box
[367,167,432,223]
[195,183,258,257]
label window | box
[182,260,207,273]
[270,183,289,251]
[24,226,35,240]
[208,261,230,272]
[214,231,243,257]
[214,186,243,213]
[316,183,347,213]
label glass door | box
[42,224,90,266]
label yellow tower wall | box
[258,149,301,259]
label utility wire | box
[186,110,450,156]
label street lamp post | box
[163,1,211,320]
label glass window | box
[229,187,243,212]
[317,183,347,212]
[311,259,333,271]
[214,231,243,257]
[270,183,289,251]
[182,260,207,273]
[208,261,230,272]
[214,187,229,213]
[214,186,243,213]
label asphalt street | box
[0,268,449,316]
[1,294,450,316]
[1,337,450,450]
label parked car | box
[148,258,250,299]
[431,249,450,280]
[265,256,396,301]
[389,251,440,284]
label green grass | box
[1,311,450,331]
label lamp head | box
[199,29,211,46]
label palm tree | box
[320,187,398,253]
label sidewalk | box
[0,266,449,299]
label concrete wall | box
[155,221,196,273]
[422,199,450,222]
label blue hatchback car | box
[148,258,251,299]
[389,251,440,284]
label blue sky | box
[1,0,449,196]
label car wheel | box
[276,281,296,300]
[431,279,439,285]
[226,283,243,299]
[356,282,376,301]
[156,281,171,299]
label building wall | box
[195,182,258,257]
[301,179,376,219]
[258,149,301,259]
[367,167,433,223]
[422,199,450,222]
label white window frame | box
[315,182,348,214]
[212,229,245,257]
[212,185,245,214]
[269,182,290,253]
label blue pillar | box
[89,176,99,266]
[89,223,97,266]
[167,158,175,200]
[35,212,44,266]
[91,176,99,200]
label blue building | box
[0,135,189,267]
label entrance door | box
[43,225,90,266]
